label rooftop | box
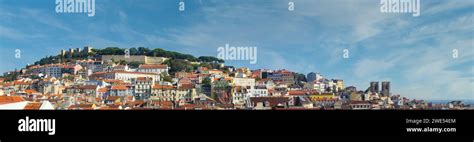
[0,96,26,105]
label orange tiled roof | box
[0,96,25,105]
[178,77,192,84]
[25,89,39,94]
[111,85,128,90]
[103,79,125,84]
[106,96,121,101]
[98,87,109,93]
[69,104,94,110]
[155,101,174,107]
[81,85,98,90]
[13,80,32,85]
[24,102,42,110]
[139,64,168,69]
[152,85,176,90]
[126,100,145,106]
[91,72,108,76]
[288,90,306,96]
[95,97,102,102]
[112,71,158,75]
[180,83,194,90]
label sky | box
[0,0,473,100]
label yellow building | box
[309,93,335,101]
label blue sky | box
[0,0,473,100]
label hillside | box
[31,47,225,75]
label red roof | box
[126,100,145,107]
[82,85,98,90]
[152,85,176,90]
[139,64,168,69]
[113,71,158,75]
[98,87,109,93]
[25,89,39,94]
[288,90,306,96]
[106,96,121,101]
[180,83,194,90]
[93,71,158,76]
[111,85,128,90]
[250,97,290,107]
[155,101,174,107]
[24,102,42,110]
[0,96,25,105]
[13,80,32,85]
[103,79,125,84]
[178,77,192,84]
[68,104,94,110]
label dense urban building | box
[0,46,469,110]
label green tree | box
[202,77,212,87]
[160,72,173,82]
[293,72,307,86]
[198,56,224,63]
[129,47,139,55]
[128,61,141,68]
[200,62,212,69]
[98,47,124,55]
[165,59,193,74]
[118,60,127,65]
[138,47,150,55]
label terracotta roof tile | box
[25,89,39,94]
[106,96,121,101]
[0,96,25,105]
[98,87,109,93]
[24,102,42,110]
[138,64,168,69]
[13,80,32,85]
[288,90,306,96]
[152,85,176,90]
[111,85,128,90]
[180,83,194,90]
[250,97,290,107]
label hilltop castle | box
[60,46,93,58]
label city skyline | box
[0,0,473,100]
